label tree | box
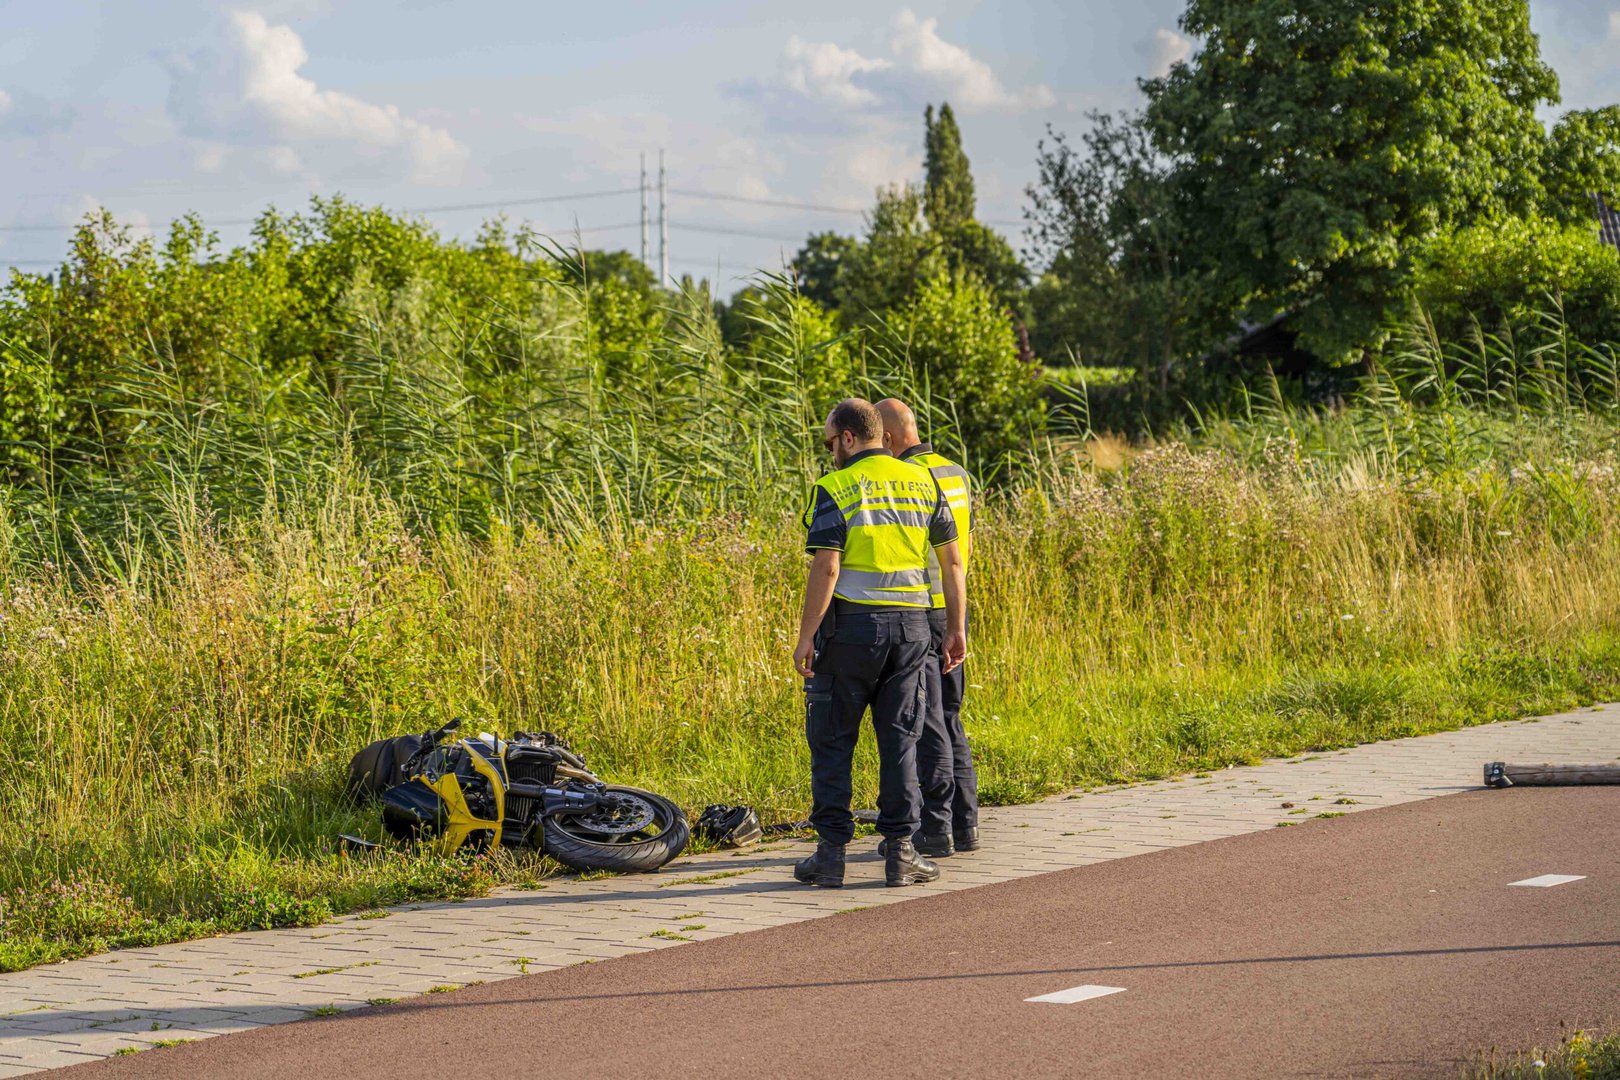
[924,103,975,231]
[1144,0,1561,363]
[938,221,1029,322]
[1025,112,1194,387]
[835,185,944,322]
[790,232,860,311]
[786,106,1028,329]
[890,270,1043,468]
[1543,106,1620,224]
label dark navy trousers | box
[803,608,931,844]
[918,607,978,836]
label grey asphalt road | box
[65,786,1620,1079]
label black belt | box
[830,598,929,617]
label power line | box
[0,187,641,234]
[673,222,806,243]
[554,221,642,235]
[670,186,1023,229]
[671,188,866,216]
[669,255,778,271]
[0,221,644,272]
[406,188,640,215]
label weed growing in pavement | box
[365,998,398,1007]
[657,870,754,888]
[303,1006,341,1018]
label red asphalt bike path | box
[65,787,1620,1079]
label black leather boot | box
[877,830,953,858]
[953,826,980,852]
[885,837,940,886]
[794,841,846,888]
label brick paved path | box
[2,705,1616,1075]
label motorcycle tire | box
[542,786,690,874]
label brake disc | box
[578,791,657,836]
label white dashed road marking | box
[1024,984,1127,1005]
[1508,874,1587,888]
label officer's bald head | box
[876,398,921,455]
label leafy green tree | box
[786,106,1026,327]
[1543,106,1620,224]
[836,185,944,321]
[1026,112,1195,387]
[790,232,860,311]
[889,270,1043,468]
[938,221,1029,322]
[1144,0,1561,363]
[924,103,975,232]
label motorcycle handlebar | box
[423,718,462,745]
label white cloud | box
[163,11,468,184]
[823,139,921,203]
[1610,10,1620,40]
[1137,27,1193,78]
[781,37,892,109]
[0,89,11,115]
[889,10,1054,110]
[743,8,1053,120]
[260,144,303,175]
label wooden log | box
[1484,762,1620,787]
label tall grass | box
[4,277,1620,971]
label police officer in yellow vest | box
[877,398,979,857]
[792,398,968,888]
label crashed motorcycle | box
[347,721,689,873]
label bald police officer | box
[792,398,968,888]
[876,398,979,857]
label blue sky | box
[2,1,1618,286]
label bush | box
[889,270,1045,469]
[1414,216,1620,344]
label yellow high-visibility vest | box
[803,449,955,609]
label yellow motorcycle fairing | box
[419,738,507,854]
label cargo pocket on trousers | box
[900,668,929,739]
[804,673,834,741]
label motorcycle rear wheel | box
[542,786,690,873]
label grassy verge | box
[6,438,1620,970]
[1467,1029,1620,1079]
